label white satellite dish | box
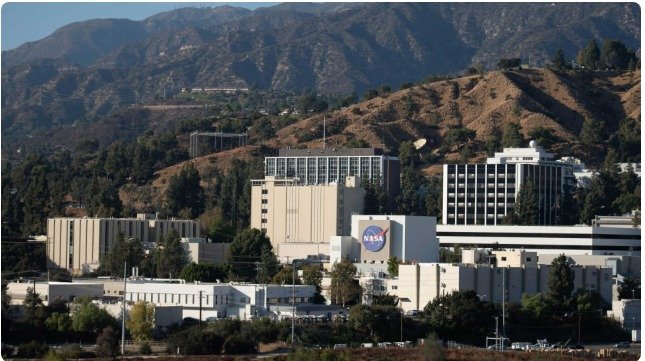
[413,138,427,150]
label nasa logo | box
[362,225,389,252]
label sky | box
[1,2,273,51]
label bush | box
[46,349,67,361]
[16,341,49,358]
[96,326,120,359]
[242,318,281,343]
[139,341,152,355]
[223,333,257,355]
[166,327,224,355]
[422,334,446,361]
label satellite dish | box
[413,138,427,150]
[529,140,537,148]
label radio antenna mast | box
[323,116,326,149]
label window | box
[262,190,268,194]
[261,219,267,223]
[526,257,531,262]
[391,285,398,290]
[261,199,268,204]
[261,209,267,213]
[501,257,507,261]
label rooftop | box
[277,147,385,157]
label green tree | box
[513,181,540,225]
[98,232,144,277]
[226,228,272,282]
[363,88,379,100]
[166,327,225,355]
[557,183,580,225]
[580,118,605,146]
[271,265,301,285]
[546,255,574,313]
[501,123,524,148]
[330,260,361,307]
[387,256,400,277]
[156,230,187,278]
[23,287,48,330]
[297,91,328,114]
[180,262,228,283]
[611,117,641,162]
[21,167,49,235]
[301,264,324,303]
[166,164,204,218]
[127,301,154,342]
[551,48,568,70]
[86,177,122,218]
[601,39,637,70]
[71,297,118,335]
[577,39,601,69]
[257,244,280,284]
[45,312,72,335]
[363,180,388,215]
[104,141,132,186]
[528,127,560,151]
[497,58,521,70]
[520,293,553,321]
[618,277,641,300]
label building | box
[437,224,640,256]
[607,299,641,331]
[250,176,364,260]
[538,254,640,277]
[181,238,229,265]
[47,214,200,274]
[387,261,613,313]
[6,281,104,306]
[263,148,400,209]
[442,141,574,225]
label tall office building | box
[442,141,574,225]
[264,148,400,210]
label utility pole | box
[577,312,581,345]
[292,260,296,346]
[199,290,203,329]
[502,267,506,351]
[400,309,403,342]
[495,316,499,351]
[322,117,326,149]
[121,262,127,355]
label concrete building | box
[180,238,229,265]
[263,148,400,209]
[387,262,613,313]
[443,141,575,225]
[6,281,104,305]
[607,299,641,331]
[538,254,640,277]
[437,224,640,256]
[47,214,200,274]
[250,176,364,259]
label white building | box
[437,224,640,256]
[386,261,613,313]
[6,281,104,306]
[329,215,439,265]
[607,299,641,331]
[442,141,574,225]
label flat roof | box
[277,148,385,157]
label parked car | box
[614,342,630,349]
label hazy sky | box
[1,2,272,51]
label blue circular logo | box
[362,225,388,252]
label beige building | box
[250,176,364,259]
[47,214,200,274]
[387,261,613,313]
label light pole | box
[121,261,127,355]
[291,259,298,346]
[495,316,499,351]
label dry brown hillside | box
[134,68,640,207]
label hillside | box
[143,68,640,198]
[1,3,639,141]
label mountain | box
[1,3,640,142]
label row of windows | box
[265,156,383,184]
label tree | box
[226,228,272,282]
[330,260,361,307]
[363,88,379,100]
[577,39,601,69]
[223,333,257,354]
[556,183,580,225]
[98,232,144,277]
[424,290,497,345]
[96,326,120,359]
[551,48,568,70]
[180,262,228,283]
[520,293,553,321]
[257,245,280,284]
[528,127,560,151]
[546,255,574,313]
[166,327,224,355]
[271,266,301,285]
[580,118,604,146]
[45,312,72,336]
[166,164,204,218]
[127,301,154,342]
[618,277,641,300]
[363,180,388,215]
[301,264,324,303]
[497,58,521,70]
[23,287,48,332]
[601,39,637,70]
[387,256,400,277]
[297,91,328,114]
[501,123,524,148]
[156,230,187,279]
[513,181,540,225]
[71,297,118,336]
